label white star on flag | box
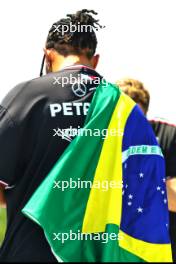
[164,199,167,204]
[128,194,133,199]
[161,191,165,195]
[163,178,166,183]
[139,173,144,178]
[156,186,161,191]
[128,202,132,206]
[137,207,143,213]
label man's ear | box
[43,48,54,73]
[91,54,100,69]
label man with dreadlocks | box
[0,9,104,262]
[0,9,172,263]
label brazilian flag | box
[22,81,172,262]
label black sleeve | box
[0,105,20,188]
[165,128,176,178]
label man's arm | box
[0,185,6,208]
[0,83,28,207]
[0,106,21,192]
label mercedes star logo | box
[72,82,87,97]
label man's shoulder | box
[0,68,102,123]
[0,75,52,124]
[1,70,74,108]
[149,117,176,128]
[1,81,30,109]
[0,71,69,113]
[149,117,176,151]
[149,117,176,135]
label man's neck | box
[52,55,93,72]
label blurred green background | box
[0,208,6,245]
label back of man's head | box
[46,9,102,58]
[42,10,104,74]
[117,78,150,115]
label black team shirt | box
[0,65,102,262]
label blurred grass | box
[0,208,6,245]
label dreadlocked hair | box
[46,9,104,59]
